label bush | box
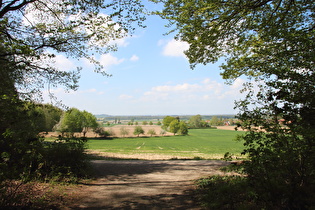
[38,138,90,181]
[196,175,257,209]
[94,127,111,138]
[133,126,144,137]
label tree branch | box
[0,0,36,18]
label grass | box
[87,129,245,159]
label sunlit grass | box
[87,129,245,159]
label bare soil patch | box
[68,160,232,209]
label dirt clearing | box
[69,160,231,209]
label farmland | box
[87,128,245,160]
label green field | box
[87,129,245,159]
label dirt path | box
[69,160,231,209]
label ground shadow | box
[72,160,229,209]
[89,160,170,178]
[72,188,200,210]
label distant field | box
[87,129,245,160]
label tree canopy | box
[0,0,145,101]
[56,108,98,137]
[157,0,315,208]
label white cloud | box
[53,54,75,71]
[231,78,245,89]
[152,83,201,92]
[140,78,245,103]
[100,53,124,69]
[119,94,133,100]
[161,39,189,58]
[130,55,139,61]
[110,37,130,47]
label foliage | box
[178,121,188,135]
[161,116,177,130]
[188,114,210,128]
[119,127,129,137]
[210,116,223,126]
[165,117,188,135]
[0,100,45,182]
[195,176,257,209]
[0,102,89,182]
[55,108,98,137]
[169,120,180,135]
[158,0,315,208]
[0,0,146,100]
[38,137,90,181]
[94,127,111,138]
[188,114,202,128]
[147,129,156,136]
[82,111,98,137]
[30,104,63,133]
[0,1,145,207]
[133,126,144,137]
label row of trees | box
[95,126,162,138]
[109,115,239,128]
[127,121,157,126]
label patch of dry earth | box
[69,160,232,209]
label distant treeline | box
[95,114,236,121]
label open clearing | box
[69,160,233,209]
[65,127,241,209]
[87,128,245,160]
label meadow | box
[87,129,245,160]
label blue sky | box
[43,4,246,116]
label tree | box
[133,126,144,137]
[28,103,63,134]
[162,116,177,130]
[188,114,202,128]
[120,127,129,137]
[57,108,84,137]
[210,116,223,126]
[56,108,97,137]
[178,121,188,135]
[158,0,315,208]
[82,111,98,137]
[94,127,110,138]
[0,0,145,101]
[169,120,180,135]
[147,129,156,137]
[0,0,146,187]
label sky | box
[42,3,246,116]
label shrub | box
[196,176,257,209]
[133,126,144,137]
[38,138,90,181]
[147,129,156,136]
[94,127,110,138]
